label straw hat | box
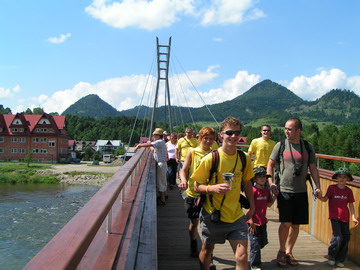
[152,128,164,135]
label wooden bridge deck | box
[157,187,359,270]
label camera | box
[293,163,303,176]
[210,209,221,223]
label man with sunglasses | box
[248,125,276,168]
[266,118,321,267]
[193,117,255,270]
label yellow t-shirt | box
[248,137,276,167]
[186,147,211,198]
[176,137,199,161]
[210,141,219,150]
[191,148,254,223]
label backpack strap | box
[237,150,246,173]
[209,149,219,184]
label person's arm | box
[178,150,192,190]
[318,194,328,202]
[175,148,181,163]
[267,189,277,207]
[194,181,230,194]
[244,179,255,220]
[134,142,152,152]
[349,202,359,226]
[266,158,279,196]
[309,163,322,198]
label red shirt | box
[249,185,272,225]
[325,184,355,222]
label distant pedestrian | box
[247,166,277,270]
[319,168,359,268]
[176,128,199,171]
[135,128,168,205]
[248,125,275,168]
[166,133,178,189]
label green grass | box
[0,163,58,184]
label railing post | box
[106,209,112,234]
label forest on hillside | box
[65,114,360,175]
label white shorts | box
[157,162,168,192]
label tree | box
[33,107,44,114]
[24,152,33,167]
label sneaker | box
[251,266,261,270]
[336,262,344,267]
[327,259,335,266]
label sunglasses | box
[262,129,271,132]
[222,130,241,136]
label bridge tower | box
[149,37,173,138]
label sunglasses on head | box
[222,130,241,136]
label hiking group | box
[136,116,358,270]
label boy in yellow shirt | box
[193,117,255,270]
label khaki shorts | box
[199,208,248,244]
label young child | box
[247,166,277,270]
[319,167,359,268]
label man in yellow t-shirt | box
[175,127,199,169]
[192,117,255,270]
[248,125,276,168]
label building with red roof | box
[0,113,69,163]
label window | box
[0,137,3,143]
[0,148,3,153]
[33,138,39,142]
[19,149,25,153]
[11,128,24,132]
[40,138,47,143]
[19,138,26,143]
[11,148,17,153]
[11,138,18,142]
[32,149,47,154]
[48,141,56,147]
[12,119,23,125]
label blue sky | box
[1,0,360,114]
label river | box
[0,183,100,270]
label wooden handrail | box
[316,153,360,164]
[24,148,151,270]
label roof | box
[96,140,123,147]
[0,113,66,135]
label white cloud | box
[85,0,264,30]
[199,0,265,26]
[85,0,194,31]
[47,33,71,44]
[212,37,224,42]
[0,85,21,99]
[286,68,360,100]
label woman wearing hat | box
[135,128,168,205]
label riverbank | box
[0,161,121,186]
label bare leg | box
[199,243,215,270]
[286,224,299,254]
[229,239,248,270]
[189,218,199,240]
[278,222,292,251]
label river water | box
[0,183,100,270]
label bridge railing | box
[24,147,157,270]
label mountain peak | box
[62,94,120,118]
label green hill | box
[62,94,120,118]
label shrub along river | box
[0,183,100,270]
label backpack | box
[274,139,314,191]
[195,149,250,209]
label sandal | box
[276,250,287,267]
[286,253,299,266]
